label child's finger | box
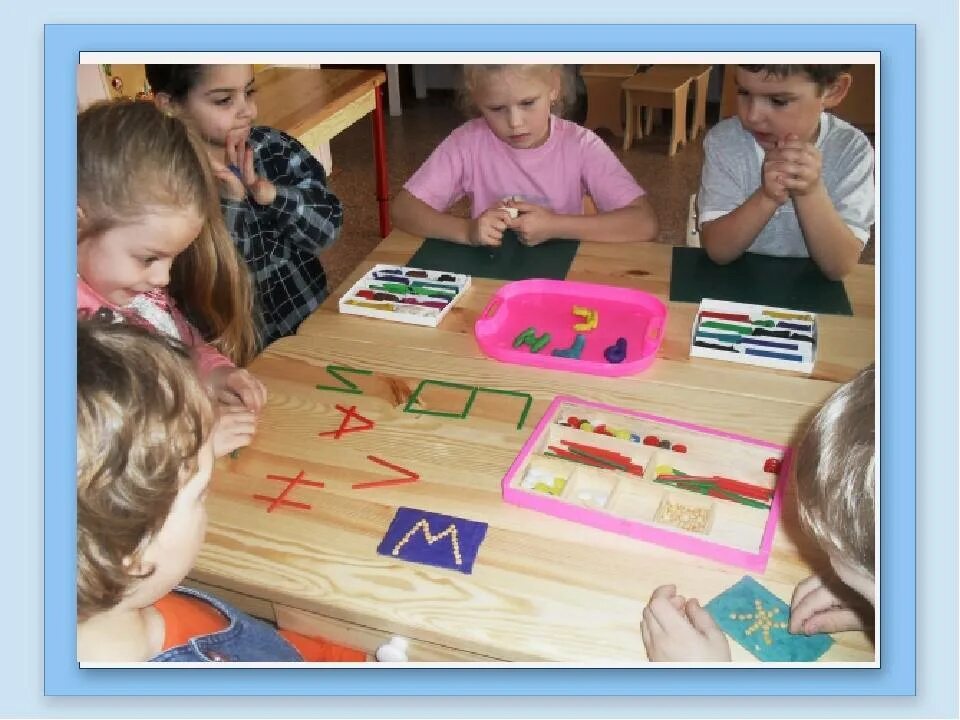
[509,200,540,213]
[790,574,823,610]
[641,603,665,636]
[242,143,258,185]
[684,598,720,637]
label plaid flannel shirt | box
[222,126,343,348]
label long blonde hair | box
[458,64,575,118]
[77,100,258,365]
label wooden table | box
[190,232,876,662]
[254,67,391,237]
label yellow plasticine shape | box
[571,306,599,332]
[655,464,676,477]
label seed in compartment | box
[654,497,712,534]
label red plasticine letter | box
[351,455,420,489]
[318,404,376,439]
[254,470,326,513]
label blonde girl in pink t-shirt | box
[77,100,266,457]
[392,64,659,247]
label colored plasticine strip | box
[411,280,462,291]
[740,337,800,351]
[699,320,753,334]
[548,444,631,472]
[776,321,813,332]
[346,299,396,312]
[699,311,752,322]
[694,340,738,353]
[752,328,814,342]
[560,439,632,463]
[372,272,410,283]
[696,331,745,345]
[744,346,804,362]
[543,450,619,471]
[762,309,813,321]
[657,474,774,501]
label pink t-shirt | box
[404,116,645,218]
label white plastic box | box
[338,264,471,328]
[689,299,817,374]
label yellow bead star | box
[729,599,789,645]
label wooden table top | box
[254,67,386,139]
[195,232,876,662]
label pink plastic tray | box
[474,279,667,376]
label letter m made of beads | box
[392,519,464,566]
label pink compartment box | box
[474,279,667,377]
[501,395,791,572]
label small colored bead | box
[673,444,687,453]
[658,439,672,449]
[763,457,782,473]
[614,429,631,440]
[594,424,607,434]
[566,416,581,428]
[580,422,594,433]
[630,433,642,443]
[643,435,660,446]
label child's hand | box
[209,367,268,414]
[766,134,823,197]
[789,573,867,635]
[224,128,278,206]
[760,151,790,204]
[641,585,732,662]
[211,405,257,458]
[209,154,248,202]
[505,200,557,246]
[468,207,512,247]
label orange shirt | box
[154,592,367,662]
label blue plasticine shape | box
[551,333,586,359]
[603,337,628,363]
[705,576,834,662]
[377,507,488,574]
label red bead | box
[673,444,687,453]
[566,416,581,428]
[643,435,660,446]
[763,457,782,474]
[594,424,607,435]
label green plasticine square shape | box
[705,576,834,662]
[403,379,478,418]
[476,387,534,430]
[670,247,853,316]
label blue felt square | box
[705,575,834,662]
[377,507,488,574]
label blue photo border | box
[45,23,915,696]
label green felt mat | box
[669,247,853,315]
[407,229,579,281]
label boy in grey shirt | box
[698,65,874,280]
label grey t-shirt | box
[697,113,875,257]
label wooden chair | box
[621,69,693,156]
[632,65,714,142]
[579,64,638,137]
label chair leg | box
[669,85,691,156]
[622,92,634,150]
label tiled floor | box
[321,89,873,293]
